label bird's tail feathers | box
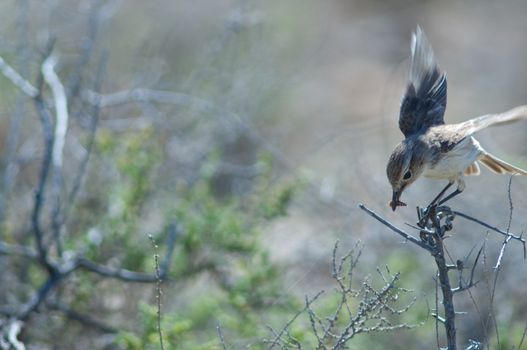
[478,153,527,176]
[464,162,480,176]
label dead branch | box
[359,197,524,350]
[358,204,432,251]
[263,242,417,349]
[452,211,526,258]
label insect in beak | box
[390,191,407,211]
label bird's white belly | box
[423,137,483,180]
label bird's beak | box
[390,191,399,211]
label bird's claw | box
[417,204,455,243]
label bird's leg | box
[437,189,462,205]
[428,182,453,208]
[438,178,465,206]
[418,182,453,228]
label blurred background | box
[0,0,527,349]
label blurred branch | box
[82,86,358,218]
[6,320,25,350]
[16,272,61,320]
[149,235,166,350]
[0,0,31,227]
[46,301,117,334]
[76,257,160,283]
[83,88,219,109]
[42,54,69,257]
[66,0,102,100]
[518,323,527,350]
[0,56,37,98]
[159,221,180,278]
[0,245,175,320]
[30,41,57,274]
[0,242,37,259]
[66,53,106,213]
[0,40,60,323]
[42,55,69,172]
[216,322,229,350]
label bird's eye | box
[403,170,412,180]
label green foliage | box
[113,155,297,349]
[80,128,161,270]
[259,182,297,219]
[488,322,527,350]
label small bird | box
[387,26,527,211]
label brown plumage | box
[386,27,527,211]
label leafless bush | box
[261,241,418,349]
[360,177,526,350]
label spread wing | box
[454,105,527,136]
[399,26,447,137]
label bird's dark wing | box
[399,26,447,137]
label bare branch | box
[494,176,515,269]
[15,272,61,320]
[452,246,483,294]
[7,320,25,350]
[148,235,165,350]
[0,241,38,259]
[31,42,57,273]
[0,55,37,97]
[265,291,324,349]
[76,257,160,283]
[42,54,69,257]
[159,221,180,278]
[66,52,106,214]
[42,55,69,171]
[358,204,432,251]
[82,88,214,109]
[66,0,104,100]
[217,322,229,350]
[452,211,526,257]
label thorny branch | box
[359,199,523,350]
[264,241,417,349]
[452,211,526,258]
[358,204,431,251]
[149,235,166,350]
[494,176,516,269]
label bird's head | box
[386,140,424,211]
